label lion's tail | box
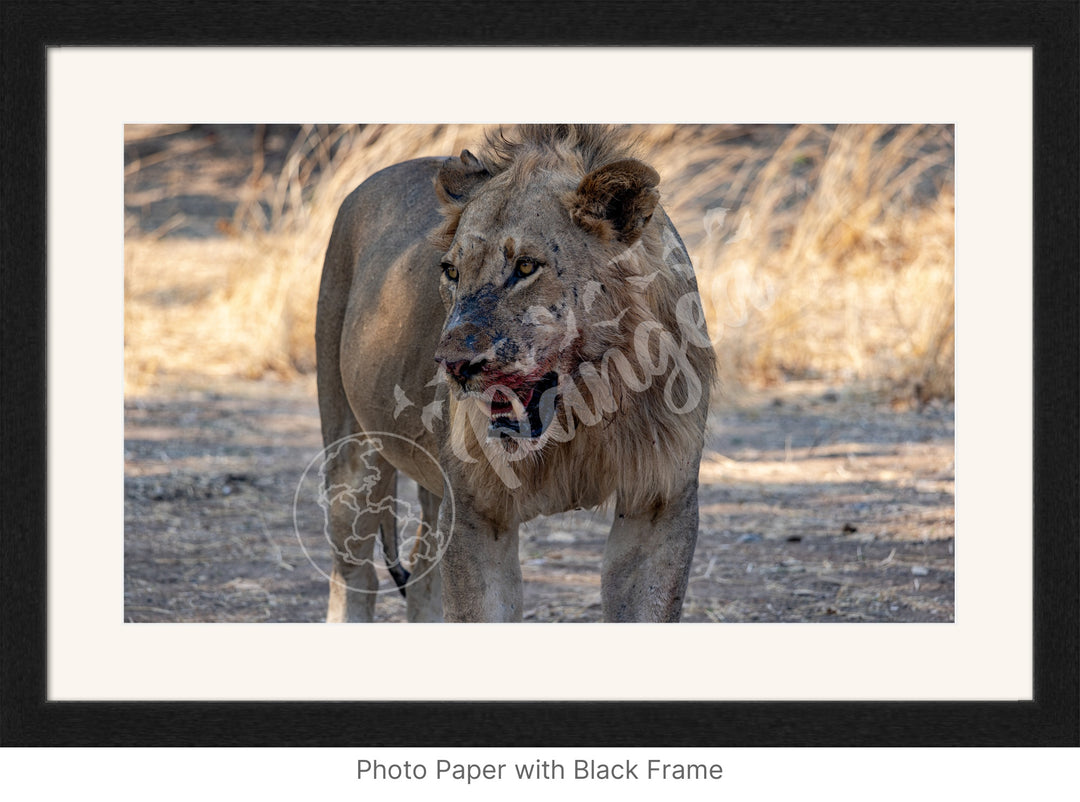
[379,523,410,597]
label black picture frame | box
[2,0,1077,747]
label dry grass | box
[653,124,955,402]
[124,123,954,401]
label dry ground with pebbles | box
[124,374,953,623]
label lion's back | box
[316,157,450,490]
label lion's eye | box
[514,258,540,278]
[441,262,459,281]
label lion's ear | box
[571,159,660,244]
[436,149,491,205]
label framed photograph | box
[2,0,1076,767]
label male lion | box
[316,124,716,622]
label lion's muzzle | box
[435,341,561,439]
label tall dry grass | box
[652,124,954,401]
[124,123,953,402]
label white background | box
[3,747,1075,799]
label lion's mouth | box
[484,371,560,439]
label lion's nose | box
[440,357,488,383]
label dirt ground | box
[124,374,954,623]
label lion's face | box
[433,154,661,440]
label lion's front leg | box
[601,482,700,622]
[437,495,523,622]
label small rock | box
[911,566,930,576]
[737,533,763,544]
